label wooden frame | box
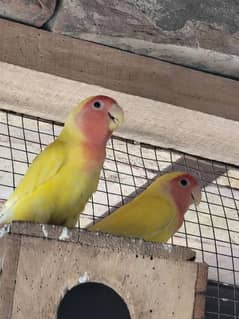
[1,19,239,166]
[1,59,239,167]
[0,18,239,122]
[193,264,208,319]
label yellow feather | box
[0,95,124,227]
[1,139,100,227]
[88,172,191,243]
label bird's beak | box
[108,103,124,131]
[190,185,202,206]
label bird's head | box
[153,171,201,217]
[63,95,124,146]
[167,172,201,216]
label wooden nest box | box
[0,222,208,319]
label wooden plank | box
[0,234,21,319]
[0,19,239,121]
[193,263,208,319]
[1,61,239,166]
[10,222,196,262]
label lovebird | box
[88,172,201,243]
[0,95,124,227]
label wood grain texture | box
[10,222,196,261]
[0,224,207,318]
[12,234,204,319]
[0,19,239,122]
[193,263,208,319]
[0,235,21,319]
[1,61,239,167]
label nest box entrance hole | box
[57,282,131,319]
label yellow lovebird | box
[88,172,201,243]
[0,96,124,227]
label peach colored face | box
[170,173,201,216]
[76,95,124,144]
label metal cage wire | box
[0,109,239,319]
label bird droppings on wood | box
[162,244,173,254]
[0,224,10,239]
[79,272,90,284]
[41,225,48,238]
[58,227,70,241]
[8,222,196,261]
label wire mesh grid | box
[0,108,239,318]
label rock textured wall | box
[45,0,239,78]
[47,0,239,55]
[0,0,56,27]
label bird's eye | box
[92,101,104,109]
[179,178,190,187]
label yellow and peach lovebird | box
[0,96,124,227]
[88,172,201,243]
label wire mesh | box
[0,108,239,318]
